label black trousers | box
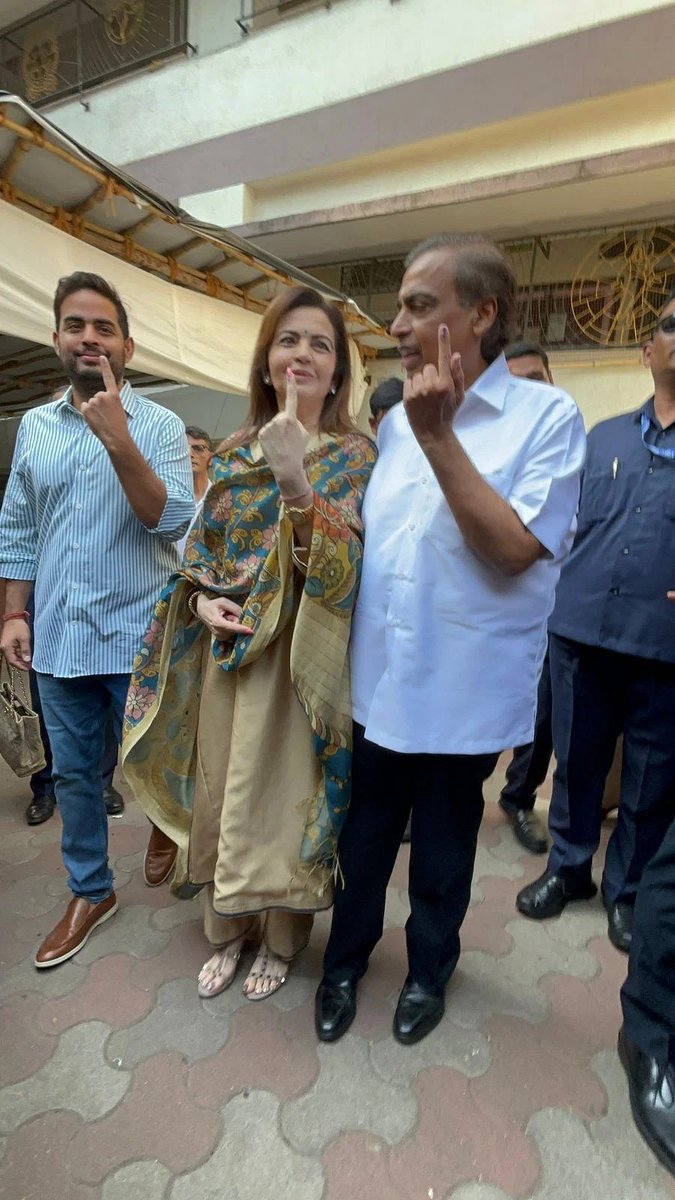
[621,814,675,1064]
[547,634,675,904]
[500,649,553,814]
[322,723,498,994]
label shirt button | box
[408,522,416,532]
[647,466,654,474]
[611,587,620,596]
[622,547,629,555]
[634,506,641,514]
[75,503,82,510]
[72,583,79,589]
[73,543,80,550]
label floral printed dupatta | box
[122,431,376,891]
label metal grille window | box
[329,225,675,350]
[238,0,342,35]
[0,0,188,106]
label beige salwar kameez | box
[191,619,331,958]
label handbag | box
[0,653,46,777]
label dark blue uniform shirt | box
[549,399,675,664]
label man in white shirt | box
[315,233,586,1045]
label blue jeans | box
[35,673,130,903]
[29,671,119,799]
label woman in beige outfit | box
[123,287,375,1000]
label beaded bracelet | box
[186,590,201,619]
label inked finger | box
[284,368,298,420]
[99,355,117,392]
[450,352,465,405]
[437,324,453,384]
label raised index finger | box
[285,367,298,420]
[437,324,453,385]
[99,355,118,393]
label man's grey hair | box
[404,233,516,364]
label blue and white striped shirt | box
[0,382,194,677]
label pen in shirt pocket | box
[611,457,620,480]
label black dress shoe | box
[393,980,445,1045]
[104,785,125,818]
[25,793,56,826]
[516,869,597,919]
[315,979,357,1042]
[603,896,633,953]
[500,803,547,855]
[618,1027,675,1177]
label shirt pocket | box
[575,472,616,534]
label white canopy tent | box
[0,91,389,421]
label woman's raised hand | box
[259,369,311,496]
[196,594,253,641]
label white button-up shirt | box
[351,355,586,755]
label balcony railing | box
[334,225,675,350]
[238,0,342,35]
[0,0,189,107]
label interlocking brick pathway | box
[1,754,674,1199]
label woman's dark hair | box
[53,272,130,339]
[226,287,355,448]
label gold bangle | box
[284,501,314,526]
[292,545,310,574]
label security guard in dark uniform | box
[619,806,675,1178]
[517,290,675,953]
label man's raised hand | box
[403,324,465,446]
[80,356,130,446]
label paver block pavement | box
[101,1160,172,1200]
[389,1066,540,1199]
[370,1015,491,1086]
[0,994,57,1085]
[0,1111,96,1200]
[171,1091,324,1200]
[281,1034,418,1155]
[67,1051,222,1184]
[187,1000,320,1108]
[106,977,233,1067]
[38,953,155,1033]
[0,1021,129,1134]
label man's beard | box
[61,352,122,398]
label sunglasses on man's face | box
[653,313,675,336]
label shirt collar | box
[464,353,510,412]
[635,397,656,425]
[56,379,136,417]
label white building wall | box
[44,0,674,176]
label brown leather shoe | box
[143,824,178,887]
[35,893,118,968]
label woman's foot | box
[197,934,249,998]
[243,944,289,1000]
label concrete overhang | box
[126,4,675,202]
[229,143,675,264]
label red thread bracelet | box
[1,611,30,623]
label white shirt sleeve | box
[508,397,586,559]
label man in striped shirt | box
[0,272,194,968]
